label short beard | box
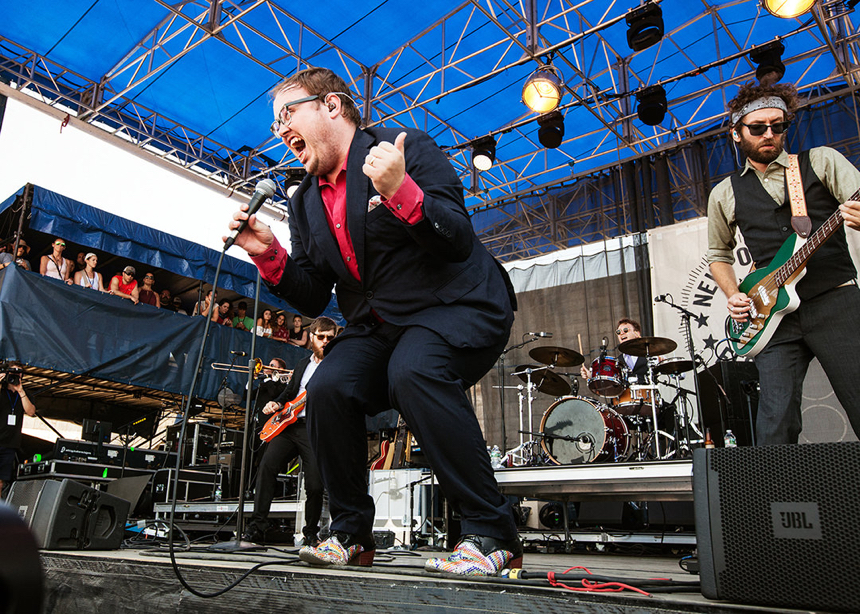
[738,132,785,165]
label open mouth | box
[289,136,307,161]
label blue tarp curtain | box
[0,184,341,321]
[0,264,309,400]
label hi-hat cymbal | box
[617,336,677,357]
[528,346,584,367]
[514,364,571,397]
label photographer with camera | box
[0,364,35,496]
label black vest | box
[731,150,856,300]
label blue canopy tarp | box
[0,263,308,401]
[0,184,341,321]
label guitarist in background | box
[707,74,860,445]
[243,316,336,545]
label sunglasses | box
[740,121,791,136]
[616,327,633,335]
[54,242,66,247]
[314,333,335,341]
[144,275,154,279]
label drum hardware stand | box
[643,361,663,459]
[497,335,546,453]
[657,375,702,458]
[510,366,545,462]
[658,295,707,437]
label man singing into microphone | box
[226,67,521,575]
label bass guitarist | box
[243,316,336,545]
[707,75,860,445]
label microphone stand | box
[658,297,706,438]
[209,272,264,552]
[496,335,541,452]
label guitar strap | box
[786,154,812,238]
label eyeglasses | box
[740,121,791,136]
[314,333,336,341]
[270,94,320,135]
[54,242,66,247]
[144,275,154,279]
[616,327,633,335]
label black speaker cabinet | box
[7,479,130,550]
[697,360,759,446]
[694,443,860,612]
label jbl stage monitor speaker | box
[694,442,860,612]
[8,479,130,550]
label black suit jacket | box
[268,126,515,350]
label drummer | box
[580,318,650,384]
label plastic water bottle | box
[724,430,737,448]
[214,484,222,502]
[490,445,503,469]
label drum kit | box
[503,335,701,467]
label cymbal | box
[514,364,571,397]
[617,336,677,357]
[652,358,695,375]
[528,345,584,367]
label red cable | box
[546,566,651,596]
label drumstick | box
[577,334,585,378]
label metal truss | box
[2,0,860,253]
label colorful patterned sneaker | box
[424,534,523,576]
[298,531,375,567]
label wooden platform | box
[37,544,811,613]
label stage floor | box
[38,544,816,614]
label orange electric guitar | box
[259,390,307,442]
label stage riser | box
[40,553,708,614]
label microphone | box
[654,294,668,303]
[599,336,608,359]
[223,179,278,250]
[230,351,247,357]
[528,332,553,338]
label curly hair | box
[270,67,361,126]
[728,74,799,129]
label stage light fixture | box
[471,136,496,171]
[762,0,816,19]
[284,168,307,198]
[522,65,563,114]
[750,41,786,82]
[626,3,664,52]
[537,111,565,149]
[636,85,668,126]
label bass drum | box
[539,397,630,465]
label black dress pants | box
[250,417,324,536]
[305,323,517,541]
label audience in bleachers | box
[287,314,309,348]
[40,237,73,284]
[138,272,161,307]
[109,265,140,304]
[73,253,106,291]
[255,308,274,338]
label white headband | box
[731,96,788,126]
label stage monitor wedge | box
[693,442,860,612]
[8,478,130,550]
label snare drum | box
[587,356,625,397]
[539,396,630,464]
[613,385,660,417]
